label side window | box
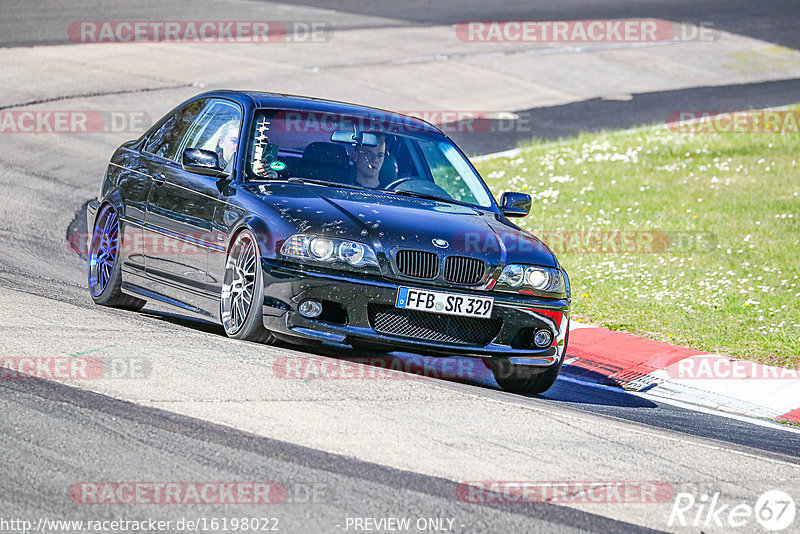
[179,100,242,168]
[144,99,207,160]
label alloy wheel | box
[221,233,257,335]
[88,204,119,297]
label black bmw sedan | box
[87,90,571,394]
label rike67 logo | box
[669,490,796,531]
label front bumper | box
[261,260,569,367]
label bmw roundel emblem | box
[432,238,449,248]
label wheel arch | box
[227,216,277,260]
[96,191,126,224]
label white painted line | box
[621,355,800,420]
[557,374,800,436]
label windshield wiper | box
[389,189,465,206]
[285,176,367,191]
[274,176,472,206]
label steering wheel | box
[384,177,414,190]
[384,177,454,200]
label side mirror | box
[182,148,228,177]
[500,192,531,217]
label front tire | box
[490,358,563,395]
[220,230,276,344]
[87,203,145,311]
[489,331,568,395]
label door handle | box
[154,172,166,182]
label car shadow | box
[538,372,657,408]
[306,343,657,409]
[137,308,226,336]
[308,344,494,388]
[134,306,656,409]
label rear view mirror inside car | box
[330,130,378,146]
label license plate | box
[395,287,493,318]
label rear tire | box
[87,204,146,311]
[221,229,277,344]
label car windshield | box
[245,109,494,208]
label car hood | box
[251,182,557,268]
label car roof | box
[197,89,443,134]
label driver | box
[351,133,386,188]
[215,120,239,170]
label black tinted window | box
[144,99,206,160]
[179,100,242,168]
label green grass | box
[474,110,800,368]
[777,420,800,427]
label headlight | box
[338,241,365,265]
[281,234,379,268]
[499,264,525,287]
[309,237,334,260]
[524,267,550,289]
[496,264,566,297]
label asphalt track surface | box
[2,1,800,154]
[279,0,800,50]
[3,0,799,49]
[453,78,800,154]
[1,377,659,534]
[1,2,800,533]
